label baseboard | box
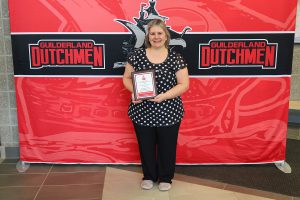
[0,146,20,159]
[288,109,300,127]
[0,146,5,159]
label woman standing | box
[123,19,189,191]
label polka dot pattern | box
[127,48,187,127]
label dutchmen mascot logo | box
[114,0,191,68]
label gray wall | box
[292,45,300,100]
[0,0,300,155]
[0,0,19,152]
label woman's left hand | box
[149,93,167,103]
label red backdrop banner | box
[8,0,296,163]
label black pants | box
[133,122,181,183]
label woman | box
[123,19,189,191]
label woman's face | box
[148,25,167,49]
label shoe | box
[158,182,171,191]
[141,180,154,190]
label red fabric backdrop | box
[8,0,296,163]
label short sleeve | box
[175,53,188,72]
[127,52,135,66]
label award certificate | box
[132,70,157,101]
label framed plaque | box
[132,70,157,101]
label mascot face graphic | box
[114,0,191,67]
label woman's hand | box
[149,93,167,103]
[150,68,189,102]
[131,93,143,104]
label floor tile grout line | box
[0,186,41,188]
[99,167,107,200]
[0,172,51,175]
[33,165,53,200]
[0,183,103,189]
[0,170,105,175]
[39,183,104,187]
[49,171,106,174]
[99,166,110,200]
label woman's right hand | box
[132,93,142,104]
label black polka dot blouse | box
[127,48,187,127]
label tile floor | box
[0,159,296,200]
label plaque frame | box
[131,69,157,101]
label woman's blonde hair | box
[144,19,170,48]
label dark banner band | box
[11,33,294,76]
